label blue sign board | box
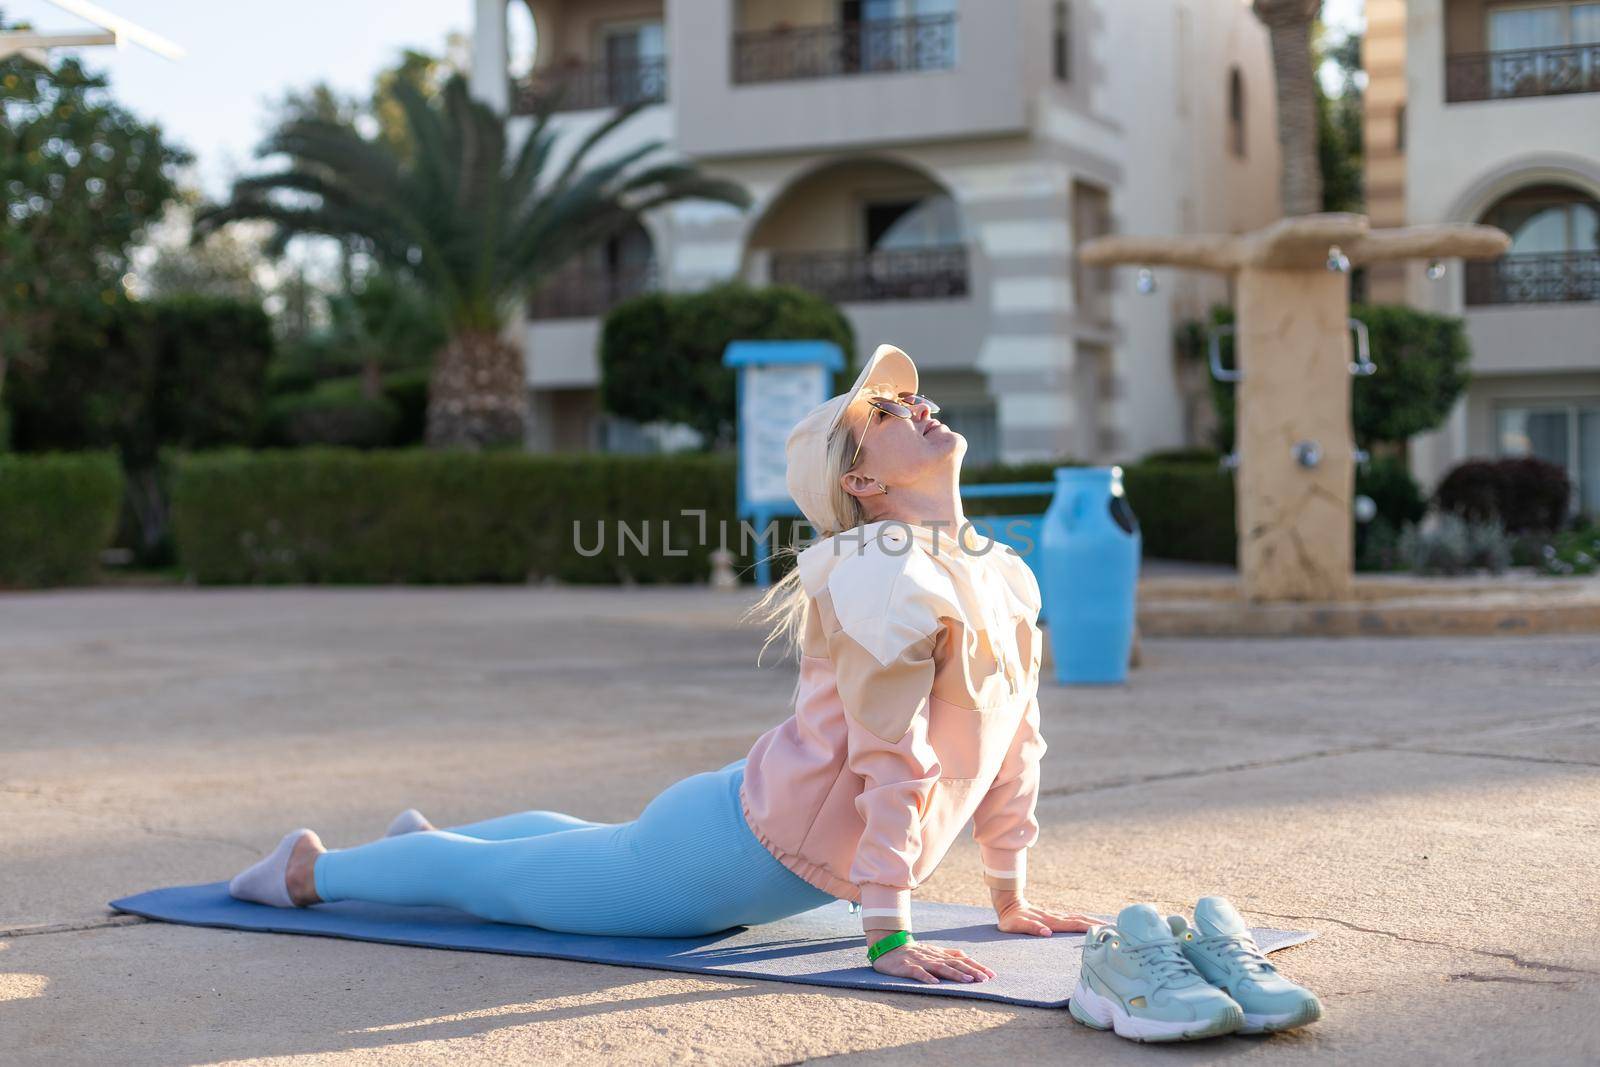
[724,340,845,586]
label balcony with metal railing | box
[1464,251,1600,305]
[732,14,958,84]
[528,262,658,320]
[769,245,969,303]
[1445,43,1600,102]
[512,55,667,115]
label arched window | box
[1467,183,1600,306]
[1227,67,1245,158]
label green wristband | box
[867,929,915,963]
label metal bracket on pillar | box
[1207,323,1240,383]
[1348,318,1375,377]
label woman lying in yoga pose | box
[230,343,1095,985]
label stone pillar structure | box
[1081,214,1510,603]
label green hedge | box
[170,449,745,584]
[1122,463,1237,564]
[166,449,1244,584]
[965,458,1238,565]
[0,452,123,587]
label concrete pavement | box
[3,587,1598,1064]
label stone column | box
[1235,267,1353,601]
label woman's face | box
[842,391,965,494]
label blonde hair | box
[745,416,873,664]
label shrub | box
[962,458,1080,516]
[600,283,855,448]
[962,459,1236,564]
[1398,514,1512,576]
[1121,463,1236,564]
[1356,456,1427,529]
[4,294,274,561]
[1139,446,1223,466]
[264,381,401,448]
[1357,516,1404,572]
[1193,303,1472,451]
[1531,524,1600,577]
[1435,456,1571,534]
[383,367,431,446]
[169,449,743,585]
[0,452,123,586]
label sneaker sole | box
[1069,977,1243,1043]
[1240,998,1323,1034]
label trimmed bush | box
[264,380,401,448]
[1139,446,1224,466]
[1121,463,1237,564]
[600,283,856,448]
[1435,456,1571,534]
[963,458,1236,564]
[169,449,743,585]
[1192,303,1472,451]
[962,458,1080,516]
[1399,514,1512,576]
[0,452,123,587]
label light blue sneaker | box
[1069,903,1244,1042]
[1168,897,1323,1034]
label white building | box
[1366,0,1600,513]
[472,0,1282,464]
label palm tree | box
[1252,0,1324,217]
[198,76,751,448]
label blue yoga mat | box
[110,882,1316,1009]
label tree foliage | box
[599,283,856,449]
[0,29,189,392]
[1316,26,1363,214]
[199,75,751,445]
[1185,303,1472,451]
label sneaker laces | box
[1126,940,1205,988]
[1204,933,1275,975]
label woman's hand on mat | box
[992,892,1099,937]
[867,935,996,984]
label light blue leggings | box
[313,759,837,937]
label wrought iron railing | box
[528,263,658,320]
[733,14,958,84]
[1464,251,1600,305]
[770,245,968,302]
[1445,44,1600,102]
[512,56,667,115]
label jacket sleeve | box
[829,625,941,934]
[970,691,1046,894]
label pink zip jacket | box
[740,520,1046,934]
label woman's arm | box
[829,626,941,938]
[971,692,1045,899]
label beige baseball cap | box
[785,343,919,534]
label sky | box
[4,1,476,196]
[6,0,1365,200]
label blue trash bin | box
[1039,466,1141,685]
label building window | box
[1395,103,1406,150]
[1053,2,1071,82]
[863,194,963,250]
[1227,67,1245,157]
[599,20,666,106]
[1465,184,1600,304]
[1447,1,1600,101]
[1497,402,1600,515]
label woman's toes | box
[386,808,435,837]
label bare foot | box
[285,829,326,906]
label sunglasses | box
[848,391,941,470]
